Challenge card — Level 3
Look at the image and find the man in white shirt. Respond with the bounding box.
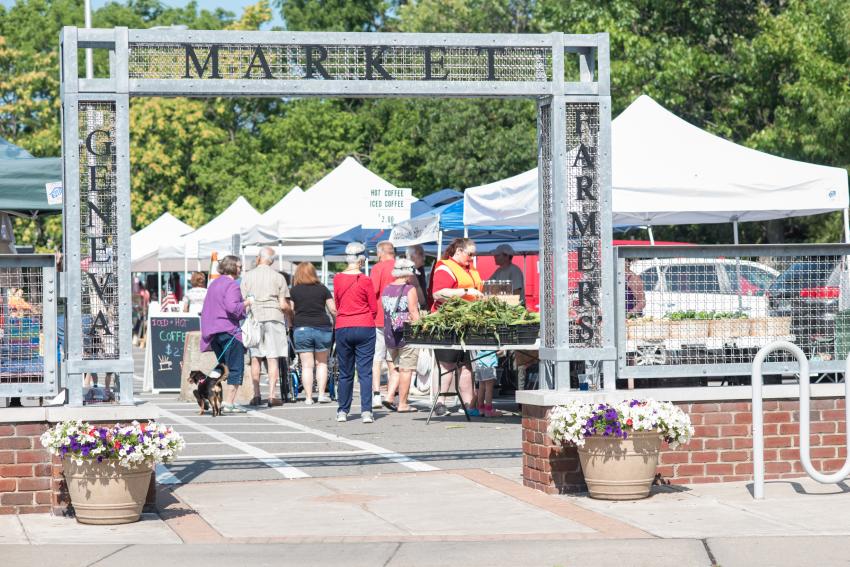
[488,244,524,301]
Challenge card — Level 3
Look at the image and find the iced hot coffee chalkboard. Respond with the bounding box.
[150,315,199,390]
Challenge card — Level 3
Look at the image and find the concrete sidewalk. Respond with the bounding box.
[3,470,850,566]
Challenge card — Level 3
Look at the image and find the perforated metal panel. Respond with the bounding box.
[128,43,552,82]
[566,103,602,348]
[78,101,119,360]
[538,102,555,349]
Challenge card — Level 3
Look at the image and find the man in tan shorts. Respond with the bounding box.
[241,247,292,406]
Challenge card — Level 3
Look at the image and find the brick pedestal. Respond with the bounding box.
[1,406,159,515]
[521,397,847,494]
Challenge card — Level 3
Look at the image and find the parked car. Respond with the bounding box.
[767,258,845,356]
[630,258,779,320]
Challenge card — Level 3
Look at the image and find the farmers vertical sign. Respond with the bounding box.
[567,104,602,348]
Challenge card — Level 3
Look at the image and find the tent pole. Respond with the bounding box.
[647,226,655,245]
[157,260,162,303]
[732,219,743,312]
[321,257,328,285]
[365,256,370,276]
[184,253,188,298]
[843,209,850,243]
[437,230,443,258]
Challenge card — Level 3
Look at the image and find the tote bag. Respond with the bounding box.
[241,308,262,349]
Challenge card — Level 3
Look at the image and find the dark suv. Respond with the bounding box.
[767,258,843,356]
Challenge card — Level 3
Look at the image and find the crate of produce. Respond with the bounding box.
[513,323,540,344]
[709,318,751,338]
[627,319,669,340]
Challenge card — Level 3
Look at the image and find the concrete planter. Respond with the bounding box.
[577,431,662,500]
[64,460,153,524]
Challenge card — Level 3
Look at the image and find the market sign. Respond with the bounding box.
[362,187,414,230]
[128,43,552,83]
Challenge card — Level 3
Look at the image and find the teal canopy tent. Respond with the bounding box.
[0,137,62,215]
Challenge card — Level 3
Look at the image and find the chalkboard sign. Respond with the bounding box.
[150,315,200,391]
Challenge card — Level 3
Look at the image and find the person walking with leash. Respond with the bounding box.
[200,255,253,414]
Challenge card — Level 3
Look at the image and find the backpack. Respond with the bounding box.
[383,284,411,349]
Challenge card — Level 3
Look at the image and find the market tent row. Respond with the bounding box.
[157,196,261,270]
[131,212,194,272]
[241,157,403,261]
[462,95,850,236]
[322,190,464,258]
[389,198,540,254]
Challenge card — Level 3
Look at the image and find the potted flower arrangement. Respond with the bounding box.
[41,420,184,524]
[547,399,693,500]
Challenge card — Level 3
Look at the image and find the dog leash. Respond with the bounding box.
[214,333,237,365]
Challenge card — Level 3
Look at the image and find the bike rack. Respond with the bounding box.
[751,341,850,499]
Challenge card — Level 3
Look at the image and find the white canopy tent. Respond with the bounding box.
[156,196,260,299]
[131,212,193,272]
[241,157,398,260]
[159,196,260,263]
[463,95,850,240]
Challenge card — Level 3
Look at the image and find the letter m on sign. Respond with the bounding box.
[183,44,222,79]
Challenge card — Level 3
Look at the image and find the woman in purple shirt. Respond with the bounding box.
[200,255,252,413]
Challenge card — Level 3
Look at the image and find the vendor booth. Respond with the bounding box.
[131,212,194,272]
[463,95,850,239]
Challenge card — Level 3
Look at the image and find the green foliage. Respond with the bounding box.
[665,310,748,321]
[1,0,849,253]
[410,297,539,343]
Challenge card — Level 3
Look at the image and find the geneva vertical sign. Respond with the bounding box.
[79,102,120,359]
[567,104,602,348]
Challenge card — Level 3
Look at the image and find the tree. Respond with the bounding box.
[274,0,392,31]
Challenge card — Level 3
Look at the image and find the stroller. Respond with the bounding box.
[279,333,338,403]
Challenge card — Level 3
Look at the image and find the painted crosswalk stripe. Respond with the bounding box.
[158,408,309,479]
[247,410,438,473]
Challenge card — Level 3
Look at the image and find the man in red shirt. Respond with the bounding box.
[370,240,396,409]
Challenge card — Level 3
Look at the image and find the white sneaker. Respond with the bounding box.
[317,395,331,403]
[304,397,314,405]
[372,392,382,409]
[362,411,374,424]
[336,411,347,422]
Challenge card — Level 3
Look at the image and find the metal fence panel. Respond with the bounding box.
[0,255,58,397]
[617,244,850,379]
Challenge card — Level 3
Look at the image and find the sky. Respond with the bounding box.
[0,0,286,28]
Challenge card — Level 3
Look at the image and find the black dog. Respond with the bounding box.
[188,364,228,417]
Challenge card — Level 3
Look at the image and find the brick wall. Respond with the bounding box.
[0,423,52,513]
[1,421,156,516]
[522,398,848,494]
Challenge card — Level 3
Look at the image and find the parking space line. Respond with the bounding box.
[175,450,370,460]
[179,430,313,435]
[186,441,328,445]
[247,410,439,473]
[158,408,309,479]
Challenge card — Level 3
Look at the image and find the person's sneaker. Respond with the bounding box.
[222,404,247,414]
[361,411,374,424]
[372,392,383,409]
[434,402,449,417]
[336,411,348,422]
[467,407,481,417]
[317,395,331,403]
[304,397,314,405]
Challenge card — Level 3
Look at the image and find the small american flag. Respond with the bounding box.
[160,292,179,312]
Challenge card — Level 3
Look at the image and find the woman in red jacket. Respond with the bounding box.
[333,242,378,424]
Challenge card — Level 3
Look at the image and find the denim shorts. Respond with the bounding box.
[293,326,333,353]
